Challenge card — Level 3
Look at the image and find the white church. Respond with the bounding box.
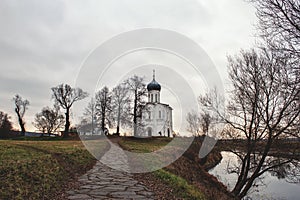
[141,71,173,137]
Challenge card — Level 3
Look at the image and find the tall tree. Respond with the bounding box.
[125,75,147,137]
[95,86,112,135]
[33,105,64,136]
[250,0,300,135]
[250,0,300,129]
[111,83,131,135]
[202,48,299,198]
[13,94,29,135]
[251,0,300,59]
[51,84,88,137]
[81,97,97,134]
[0,111,13,131]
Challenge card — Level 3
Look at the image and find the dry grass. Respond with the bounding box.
[0,140,99,199]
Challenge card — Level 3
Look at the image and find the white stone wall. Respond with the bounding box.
[142,103,173,137]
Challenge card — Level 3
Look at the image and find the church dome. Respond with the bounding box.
[147,79,161,91]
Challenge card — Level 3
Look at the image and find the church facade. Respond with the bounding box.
[141,71,173,137]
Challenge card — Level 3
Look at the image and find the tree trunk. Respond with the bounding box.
[64,108,70,138]
[116,126,120,136]
[116,106,121,136]
[133,90,138,137]
[16,112,25,136]
[101,111,106,135]
[238,137,273,198]
[231,136,273,198]
[20,121,25,135]
[232,138,252,196]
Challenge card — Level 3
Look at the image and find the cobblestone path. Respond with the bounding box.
[66,142,155,199]
[66,162,154,200]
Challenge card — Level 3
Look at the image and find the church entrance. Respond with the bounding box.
[147,127,152,137]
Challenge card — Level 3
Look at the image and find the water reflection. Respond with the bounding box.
[209,152,300,200]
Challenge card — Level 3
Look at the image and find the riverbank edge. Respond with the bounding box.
[119,137,235,200]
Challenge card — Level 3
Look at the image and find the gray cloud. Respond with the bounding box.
[0,0,257,131]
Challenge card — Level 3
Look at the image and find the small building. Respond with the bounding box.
[141,70,173,137]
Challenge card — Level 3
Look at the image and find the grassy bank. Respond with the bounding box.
[119,137,207,199]
[154,169,206,199]
[119,136,171,152]
[0,140,99,199]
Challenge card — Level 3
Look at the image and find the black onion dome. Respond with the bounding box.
[147,79,161,91]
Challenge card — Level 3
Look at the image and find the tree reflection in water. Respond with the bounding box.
[210,151,300,199]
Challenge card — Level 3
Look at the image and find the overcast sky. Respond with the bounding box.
[0,0,257,132]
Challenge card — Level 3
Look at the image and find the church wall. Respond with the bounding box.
[142,103,173,137]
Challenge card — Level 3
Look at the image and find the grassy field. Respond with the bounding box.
[119,136,172,152]
[119,137,207,200]
[0,139,99,199]
[0,136,224,199]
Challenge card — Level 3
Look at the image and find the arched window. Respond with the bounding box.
[159,110,161,118]
[155,94,158,102]
[151,94,153,102]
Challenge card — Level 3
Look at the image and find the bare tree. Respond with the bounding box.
[111,83,131,135]
[250,0,300,137]
[251,0,300,59]
[125,75,147,137]
[249,0,300,139]
[0,111,13,131]
[51,84,88,137]
[201,48,299,198]
[186,111,213,137]
[13,94,29,135]
[95,86,112,135]
[186,111,201,136]
[187,98,215,136]
[200,112,212,135]
[33,105,65,136]
[80,97,97,134]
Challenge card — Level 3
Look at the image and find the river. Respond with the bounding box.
[209,151,300,200]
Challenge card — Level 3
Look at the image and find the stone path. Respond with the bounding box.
[100,141,130,172]
[66,162,154,199]
[66,142,155,199]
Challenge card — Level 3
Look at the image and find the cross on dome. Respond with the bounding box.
[147,69,161,91]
